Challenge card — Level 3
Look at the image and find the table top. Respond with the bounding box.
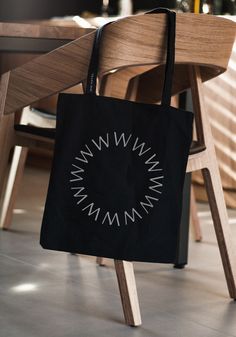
[0,20,94,39]
[0,16,118,53]
[0,20,95,53]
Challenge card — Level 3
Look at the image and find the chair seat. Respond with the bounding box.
[14,124,56,139]
[14,107,56,140]
[29,107,56,119]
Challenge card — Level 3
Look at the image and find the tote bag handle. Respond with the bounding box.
[86,8,176,107]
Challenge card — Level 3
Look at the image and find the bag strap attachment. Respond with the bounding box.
[145,8,176,106]
[86,8,176,107]
[85,22,110,95]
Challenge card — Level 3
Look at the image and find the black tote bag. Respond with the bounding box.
[40,8,193,263]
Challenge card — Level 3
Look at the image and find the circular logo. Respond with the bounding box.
[69,132,164,227]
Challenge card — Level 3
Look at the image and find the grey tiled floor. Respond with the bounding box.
[1,167,236,337]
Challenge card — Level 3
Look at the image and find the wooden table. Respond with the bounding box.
[0,21,94,74]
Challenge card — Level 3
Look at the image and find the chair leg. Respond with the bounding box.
[190,185,202,242]
[0,114,15,204]
[0,146,28,230]
[0,142,12,205]
[202,164,236,299]
[114,260,141,326]
[189,65,236,299]
[98,76,141,325]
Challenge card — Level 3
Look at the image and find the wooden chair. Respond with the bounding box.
[0,22,202,241]
[0,104,55,229]
[0,65,203,245]
[0,88,85,230]
[0,22,92,229]
[0,13,236,326]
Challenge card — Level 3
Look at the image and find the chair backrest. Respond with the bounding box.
[1,13,235,115]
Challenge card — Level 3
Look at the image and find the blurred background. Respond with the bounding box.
[0,0,235,21]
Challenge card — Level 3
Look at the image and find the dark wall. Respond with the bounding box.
[0,0,103,21]
[133,0,176,12]
[1,1,233,22]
